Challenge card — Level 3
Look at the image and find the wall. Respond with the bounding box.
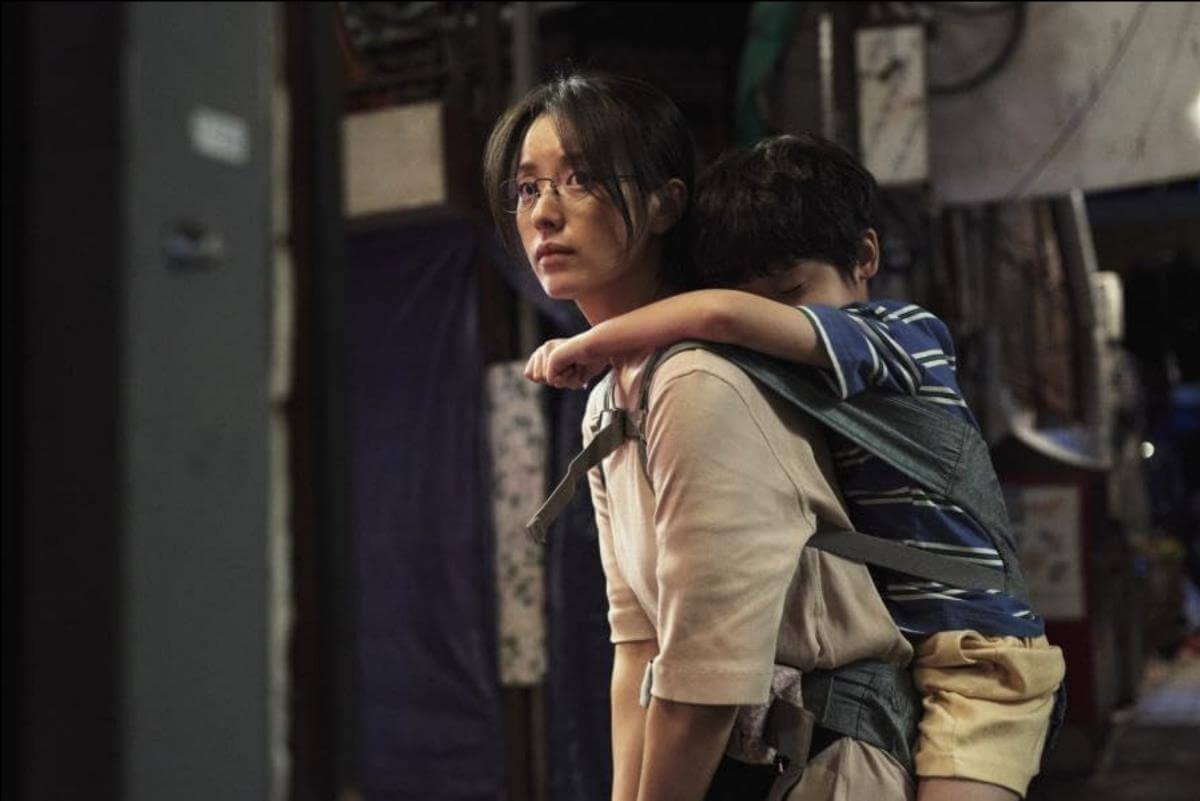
[929,2,1200,204]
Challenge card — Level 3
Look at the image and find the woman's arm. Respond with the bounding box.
[611,639,659,801]
[612,646,741,801]
[528,290,832,389]
[633,360,829,798]
[636,698,738,801]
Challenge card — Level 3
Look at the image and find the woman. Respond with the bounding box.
[483,71,914,801]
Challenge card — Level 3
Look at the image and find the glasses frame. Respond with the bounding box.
[499,174,638,215]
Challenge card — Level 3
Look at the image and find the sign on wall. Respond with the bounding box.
[857,24,929,187]
[1004,483,1087,620]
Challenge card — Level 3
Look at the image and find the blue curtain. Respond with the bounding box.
[348,221,503,800]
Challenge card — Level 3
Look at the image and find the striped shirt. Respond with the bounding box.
[799,300,1043,637]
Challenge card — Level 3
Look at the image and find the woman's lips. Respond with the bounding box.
[535,243,574,270]
[538,253,571,270]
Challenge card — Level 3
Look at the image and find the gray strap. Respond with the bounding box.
[524,419,1003,588]
[764,699,815,765]
[763,700,814,801]
[526,409,633,545]
[800,660,919,776]
[808,528,1004,592]
[766,762,805,801]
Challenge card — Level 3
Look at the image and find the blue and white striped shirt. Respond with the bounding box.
[799,299,1043,637]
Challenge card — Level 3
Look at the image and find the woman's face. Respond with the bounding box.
[515,114,658,322]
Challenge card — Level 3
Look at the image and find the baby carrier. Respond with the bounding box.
[526,341,1050,799]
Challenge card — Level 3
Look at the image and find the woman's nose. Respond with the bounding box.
[529,188,564,231]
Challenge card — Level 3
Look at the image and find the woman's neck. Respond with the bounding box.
[576,283,668,327]
[574,251,673,328]
[581,285,678,375]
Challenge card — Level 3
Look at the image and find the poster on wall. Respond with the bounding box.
[1003,484,1086,621]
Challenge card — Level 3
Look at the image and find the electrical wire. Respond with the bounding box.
[1006,1,1152,199]
[928,2,1027,96]
[1130,2,1196,162]
[929,2,1022,17]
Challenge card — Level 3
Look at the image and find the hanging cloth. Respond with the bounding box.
[486,361,549,686]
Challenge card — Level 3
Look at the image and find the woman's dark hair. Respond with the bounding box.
[483,70,695,285]
[688,133,879,288]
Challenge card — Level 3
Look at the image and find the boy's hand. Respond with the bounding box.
[524,339,565,386]
[524,336,606,390]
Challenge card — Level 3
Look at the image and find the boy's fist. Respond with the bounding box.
[523,336,605,390]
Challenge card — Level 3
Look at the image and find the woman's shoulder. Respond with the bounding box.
[648,346,760,399]
[646,346,813,434]
[582,368,616,438]
[642,346,834,483]
[581,350,757,436]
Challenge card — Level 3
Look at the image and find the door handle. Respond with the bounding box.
[163,220,225,270]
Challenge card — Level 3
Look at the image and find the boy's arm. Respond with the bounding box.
[684,289,833,368]
[540,289,831,387]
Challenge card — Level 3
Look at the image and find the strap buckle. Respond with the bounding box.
[597,407,624,432]
[598,407,644,441]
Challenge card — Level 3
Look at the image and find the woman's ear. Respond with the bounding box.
[854,229,880,284]
[648,178,688,234]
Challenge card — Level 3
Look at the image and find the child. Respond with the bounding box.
[525,134,1066,801]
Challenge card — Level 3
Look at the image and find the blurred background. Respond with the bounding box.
[3,2,1199,800]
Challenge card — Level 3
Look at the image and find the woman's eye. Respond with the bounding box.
[516,181,538,198]
[567,171,594,189]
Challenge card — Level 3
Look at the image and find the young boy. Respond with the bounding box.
[525,134,1066,800]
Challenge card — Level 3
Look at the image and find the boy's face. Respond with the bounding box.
[740,259,864,308]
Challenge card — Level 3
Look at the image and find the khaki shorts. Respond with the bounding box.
[788,738,913,801]
[913,631,1066,797]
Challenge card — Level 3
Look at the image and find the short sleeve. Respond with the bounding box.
[799,302,951,400]
[643,366,815,705]
[582,396,656,645]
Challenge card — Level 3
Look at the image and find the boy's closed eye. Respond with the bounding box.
[774,282,811,305]
[742,259,865,309]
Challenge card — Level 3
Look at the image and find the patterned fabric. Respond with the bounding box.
[727,666,805,765]
[486,361,549,686]
[801,300,1042,637]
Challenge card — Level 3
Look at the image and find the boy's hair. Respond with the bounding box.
[483,69,696,286]
[688,133,879,288]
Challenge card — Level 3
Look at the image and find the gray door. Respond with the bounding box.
[121,4,277,800]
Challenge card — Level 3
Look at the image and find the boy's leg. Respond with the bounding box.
[918,778,1018,801]
[912,631,1066,798]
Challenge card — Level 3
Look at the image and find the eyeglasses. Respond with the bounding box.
[500,173,635,215]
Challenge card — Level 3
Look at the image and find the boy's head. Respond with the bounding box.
[688,133,880,306]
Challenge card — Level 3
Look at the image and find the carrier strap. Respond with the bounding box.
[763,659,919,798]
[526,407,637,545]
[808,528,1003,592]
[525,400,1004,591]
